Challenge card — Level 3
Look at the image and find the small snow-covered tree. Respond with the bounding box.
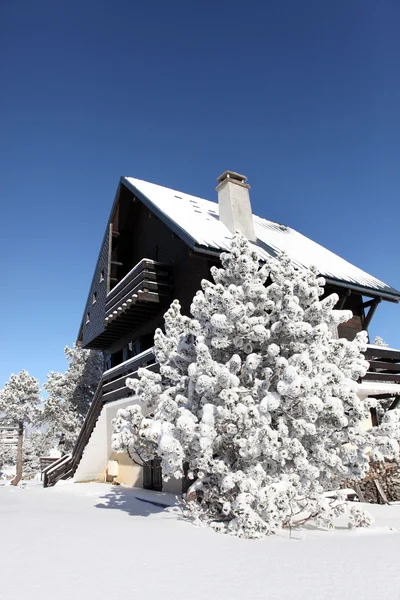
[373,336,389,348]
[42,345,102,451]
[0,370,41,486]
[22,431,52,478]
[112,234,399,537]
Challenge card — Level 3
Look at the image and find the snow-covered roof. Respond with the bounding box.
[123,177,400,301]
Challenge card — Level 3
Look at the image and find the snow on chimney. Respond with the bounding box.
[216,171,256,242]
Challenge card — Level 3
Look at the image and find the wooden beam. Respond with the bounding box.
[363,372,400,383]
[362,298,376,309]
[363,297,382,330]
[389,396,400,411]
[370,407,380,427]
[368,361,400,373]
[374,479,389,504]
[337,289,351,310]
[364,346,400,361]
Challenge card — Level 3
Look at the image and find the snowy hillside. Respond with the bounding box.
[1,481,399,600]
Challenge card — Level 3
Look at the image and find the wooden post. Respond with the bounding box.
[363,297,382,331]
[11,421,24,486]
[373,479,389,504]
[354,483,365,503]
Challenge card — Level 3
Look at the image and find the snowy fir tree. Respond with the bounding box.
[42,345,102,451]
[63,345,103,418]
[42,370,84,452]
[22,431,53,478]
[0,370,41,485]
[112,234,400,538]
[373,336,389,348]
[0,429,55,480]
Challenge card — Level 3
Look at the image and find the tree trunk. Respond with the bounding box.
[11,421,24,486]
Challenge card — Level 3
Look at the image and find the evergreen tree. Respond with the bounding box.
[0,430,56,480]
[112,234,400,537]
[0,370,41,486]
[22,431,53,478]
[63,345,103,418]
[373,336,389,348]
[42,345,102,451]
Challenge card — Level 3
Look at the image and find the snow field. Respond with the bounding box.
[1,481,399,600]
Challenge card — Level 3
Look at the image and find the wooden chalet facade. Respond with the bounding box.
[44,171,400,488]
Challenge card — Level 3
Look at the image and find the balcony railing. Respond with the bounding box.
[105,258,172,324]
[362,345,400,386]
[102,348,158,404]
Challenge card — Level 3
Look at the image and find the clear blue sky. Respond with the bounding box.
[1,1,399,388]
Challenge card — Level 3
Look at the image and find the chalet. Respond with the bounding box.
[43,171,400,489]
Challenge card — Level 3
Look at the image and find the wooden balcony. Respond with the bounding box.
[362,345,400,386]
[95,259,172,347]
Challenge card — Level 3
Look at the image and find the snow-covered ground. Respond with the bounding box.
[1,481,400,600]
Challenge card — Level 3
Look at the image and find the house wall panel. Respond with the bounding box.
[81,227,110,348]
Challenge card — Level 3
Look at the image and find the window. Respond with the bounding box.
[92,292,97,304]
[86,312,90,324]
[99,270,105,282]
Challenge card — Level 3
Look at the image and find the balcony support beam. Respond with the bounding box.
[363,297,381,331]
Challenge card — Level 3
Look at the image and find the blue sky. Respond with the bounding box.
[0,1,399,387]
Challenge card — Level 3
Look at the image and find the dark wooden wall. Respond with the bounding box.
[81,184,212,355]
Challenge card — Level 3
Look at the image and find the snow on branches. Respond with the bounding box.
[0,370,41,485]
[0,370,41,426]
[112,233,399,537]
[42,345,102,451]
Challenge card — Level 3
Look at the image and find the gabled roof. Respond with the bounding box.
[122,177,400,302]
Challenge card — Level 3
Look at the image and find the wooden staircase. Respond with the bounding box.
[43,349,157,487]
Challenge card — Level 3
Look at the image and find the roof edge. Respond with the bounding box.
[192,245,400,302]
[324,277,400,303]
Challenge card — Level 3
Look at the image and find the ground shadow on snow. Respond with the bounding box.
[94,485,179,518]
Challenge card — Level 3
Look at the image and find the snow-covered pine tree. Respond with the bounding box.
[112,234,399,537]
[373,336,389,348]
[62,345,103,418]
[0,429,56,480]
[42,371,84,452]
[0,370,41,486]
[22,431,53,479]
[42,345,102,451]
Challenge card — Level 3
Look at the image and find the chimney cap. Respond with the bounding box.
[216,170,249,186]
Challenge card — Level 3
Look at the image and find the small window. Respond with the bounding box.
[99,270,104,282]
[86,312,90,324]
[92,292,97,304]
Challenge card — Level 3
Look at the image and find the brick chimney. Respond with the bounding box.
[216,170,256,242]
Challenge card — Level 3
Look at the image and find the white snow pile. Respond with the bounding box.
[0,481,399,600]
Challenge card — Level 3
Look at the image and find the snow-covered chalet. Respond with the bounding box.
[43,171,400,490]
